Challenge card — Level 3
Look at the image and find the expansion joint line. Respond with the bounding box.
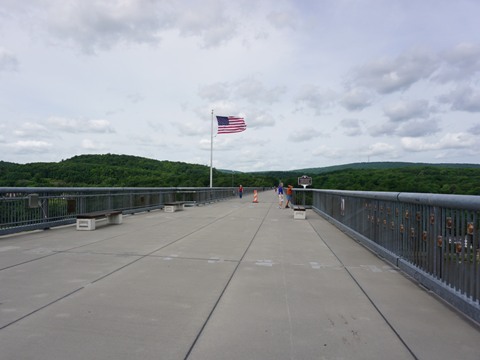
[183,201,274,360]
[0,232,127,272]
[91,205,245,284]
[0,206,244,331]
[308,220,419,360]
[0,288,84,331]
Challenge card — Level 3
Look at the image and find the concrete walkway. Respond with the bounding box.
[0,191,479,360]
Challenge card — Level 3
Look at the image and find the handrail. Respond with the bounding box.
[3,186,478,323]
[293,188,480,324]
[0,187,256,236]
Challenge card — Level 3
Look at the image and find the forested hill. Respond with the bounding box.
[1,154,480,195]
[296,161,480,174]
[0,154,273,188]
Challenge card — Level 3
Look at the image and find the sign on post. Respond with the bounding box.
[298,175,312,188]
[297,175,312,207]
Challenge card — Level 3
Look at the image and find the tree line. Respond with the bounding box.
[0,154,274,188]
[1,154,479,195]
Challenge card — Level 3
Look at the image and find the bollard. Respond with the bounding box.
[253,190,258,203]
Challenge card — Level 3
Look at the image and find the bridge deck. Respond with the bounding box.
[0,192,479,360]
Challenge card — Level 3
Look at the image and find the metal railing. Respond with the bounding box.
[294,189,480,323]
[2,186,478,322]
[0,187,252,236]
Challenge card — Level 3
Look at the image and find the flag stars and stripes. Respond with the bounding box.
[216,116,247,134]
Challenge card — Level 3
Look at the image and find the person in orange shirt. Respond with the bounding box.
[285,184,293,208]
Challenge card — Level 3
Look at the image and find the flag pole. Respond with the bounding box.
[210,109,213,188]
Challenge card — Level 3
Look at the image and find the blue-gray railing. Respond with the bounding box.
[294,189,480,323]
[0,187,252,236]
[2,186,478,322]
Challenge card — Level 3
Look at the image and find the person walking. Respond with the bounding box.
[238,185,243,199]
[285,184,293,208]
[277,182,284,208]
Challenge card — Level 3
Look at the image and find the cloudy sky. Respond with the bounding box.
[1,0,479,171]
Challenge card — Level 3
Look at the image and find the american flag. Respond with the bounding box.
[216,116,247,134]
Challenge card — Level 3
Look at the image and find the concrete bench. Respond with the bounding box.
[76,210,123,231]
[164,201,185,213]
[292,205,306,220]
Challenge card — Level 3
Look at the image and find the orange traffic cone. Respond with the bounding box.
[253,190,258,203]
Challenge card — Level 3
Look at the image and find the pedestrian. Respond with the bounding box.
[285,184,293,208]
[238,184,243,199]
[277,182,284,208]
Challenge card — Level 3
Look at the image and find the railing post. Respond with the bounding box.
[309,188,480,324]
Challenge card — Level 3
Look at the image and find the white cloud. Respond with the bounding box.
[174,121,205,136]
[401,132,475,152]
[395,118,441,137]
[438,85,480,112]
[368,121,397,137]
[311,145,344,159]
[81,139,106,151]
[295,85,337,115]
[288,127,323,142]
[339,119,363,136]
[175,0,238,48]
[235,78,286,105]
[45,0,167,54]
[266,10,298,30]
[199,138,211,151]
[0,48,19,72]
[369,116,440,138]
[47,117,115,133]
[198,78,286,105]
[340,88,373,111]
[383,99,430,122]
[88,119,115,132]
[364,142,396,157]
[434,43,480,83]
[198,82,230,101]
[7,140,52,154]
[350,48,438,94]
[245,111,276,129]
[126,92,145,103]
[201,135,244,152]
[469,124,480,135]
[1,1,480,168]
[13,122,49,137]
[147,121,164,132]
[129,133,169,149]
[215,136,239,151]
[32,0,256,53]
